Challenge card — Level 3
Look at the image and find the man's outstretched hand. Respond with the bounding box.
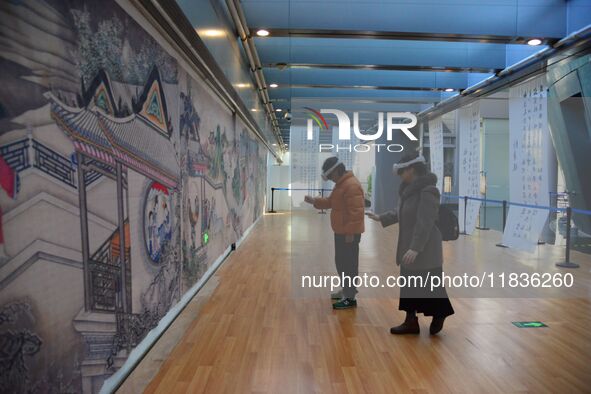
[304,195,315,204]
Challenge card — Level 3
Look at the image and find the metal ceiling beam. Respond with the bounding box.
[277,84,458,92]
[225,0,286,151]
[263,63,501,74]
[250,28,559,45]
[287,98,436,104]
[277,100,436,114]
[255,38,509,71]
[268,88,445,102]
[263,67,487,93]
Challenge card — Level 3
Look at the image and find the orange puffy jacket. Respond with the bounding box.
[313,171,365,235]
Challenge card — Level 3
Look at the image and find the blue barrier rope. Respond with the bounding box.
[572,207,591,216]
[271,189,591,217]
[442,194,504,205]
[467,196,505,205]
[273,188,332,191]
[437,193,587,267]
[441,194,591,215]
[508,201,565,213]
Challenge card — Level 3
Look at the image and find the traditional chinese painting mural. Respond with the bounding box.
[177,78,266,291]
[0,1,267,392]
[144,182,174,263]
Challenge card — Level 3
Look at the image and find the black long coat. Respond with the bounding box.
[379,173,443,270]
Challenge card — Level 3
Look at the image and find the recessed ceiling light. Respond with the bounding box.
[251,108,258,112]
[236,83,249,88]
[527,38,542,46]
[275,108,282,112]
[272,143,277,146]
[256,29,270,37]
[198,29,225,37]
[444,88,454,92]
[269,83,278,88]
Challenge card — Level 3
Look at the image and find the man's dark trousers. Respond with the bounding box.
[334,233,361,299]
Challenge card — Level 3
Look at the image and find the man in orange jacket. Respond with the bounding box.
[304,157,365,309]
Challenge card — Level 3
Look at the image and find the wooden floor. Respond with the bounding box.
[143,211,591,393]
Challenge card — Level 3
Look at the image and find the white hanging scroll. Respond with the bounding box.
[458,102,481,234]
[502,76,550,252]
[428,117,444,193]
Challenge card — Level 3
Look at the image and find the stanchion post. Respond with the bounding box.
[269,187,276,213]
[477,171,490,230]
[476,197,490,231]
[502,200,507,230]
[461,196,468,235]
[556,207,579,268]
[496,200,508,247]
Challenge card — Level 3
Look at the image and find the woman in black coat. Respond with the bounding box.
[368,152,454,335]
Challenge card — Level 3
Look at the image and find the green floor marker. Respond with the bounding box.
[512,321,547,328]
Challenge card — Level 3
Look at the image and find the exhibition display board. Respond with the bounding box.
[428,117,444,194]
[458,102,482,234]
[502,76,550,252]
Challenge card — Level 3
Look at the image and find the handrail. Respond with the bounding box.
[91,218,130,263]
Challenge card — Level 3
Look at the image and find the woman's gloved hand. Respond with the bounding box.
[402,249,419,265]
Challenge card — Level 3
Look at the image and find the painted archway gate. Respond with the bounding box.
[0,1,267,392]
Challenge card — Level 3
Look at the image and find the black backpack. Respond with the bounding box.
[437,205,459,241]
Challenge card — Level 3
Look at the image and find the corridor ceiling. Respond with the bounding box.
[237,0,591,147]
[176,0,591,151]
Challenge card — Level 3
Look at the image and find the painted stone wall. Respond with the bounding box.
[0,1,267,392]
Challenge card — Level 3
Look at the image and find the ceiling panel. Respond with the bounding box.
[242,0,566,38]
[255,37,509,70]
[262,68,472,89]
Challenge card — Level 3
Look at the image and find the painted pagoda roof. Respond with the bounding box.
[48,98,116,165]
[99,112,179,180]
[133,66,172,137]
[82,69,118,116]
[46,92,179,189]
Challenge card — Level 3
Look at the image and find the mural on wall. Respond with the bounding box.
[178,78,266,291]
[144,182,174,263]
[0,0,267,392]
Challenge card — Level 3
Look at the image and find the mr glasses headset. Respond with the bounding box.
[321,155,425,180]
[321,160,343,181]
[392,155,426,175]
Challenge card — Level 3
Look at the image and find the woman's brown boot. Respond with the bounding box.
[430,317,446,335]
[390,315,420,335]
